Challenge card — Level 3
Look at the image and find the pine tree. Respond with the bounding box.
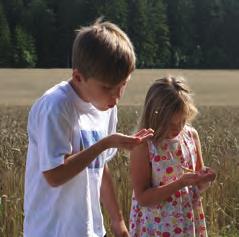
[149,0,171,67]
[193,0,226,68]
[13,25,37,67]
[128,0,154,68]
[94,0,128,31]
[0,2,11,66]
[165,0,197,68]
[24,0,57,67]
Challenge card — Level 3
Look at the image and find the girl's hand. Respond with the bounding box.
[179,172,202,187]
[180,166,216,187]
[196,166,216,192]
[104,129,154,150]
[111,219,130,237]
[198,166,216,182]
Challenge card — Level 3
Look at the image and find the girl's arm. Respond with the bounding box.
[130,141,202,207]
[100,164,129,237]
[192,128,204,171]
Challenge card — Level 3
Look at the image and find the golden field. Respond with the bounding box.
[0,69,239,236]
[0,69,239,106]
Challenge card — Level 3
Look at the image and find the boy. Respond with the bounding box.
[24,19,153,237]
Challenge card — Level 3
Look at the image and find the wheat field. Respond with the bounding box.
[0,69,239,106]
[0,69,239,236]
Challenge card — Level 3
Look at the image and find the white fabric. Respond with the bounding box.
[24,81,117,237]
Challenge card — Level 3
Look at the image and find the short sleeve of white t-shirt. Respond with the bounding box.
[32,97,73,172]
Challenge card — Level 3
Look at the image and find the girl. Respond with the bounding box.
[129,76,216,237]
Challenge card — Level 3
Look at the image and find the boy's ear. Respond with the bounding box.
[72,69,86,82]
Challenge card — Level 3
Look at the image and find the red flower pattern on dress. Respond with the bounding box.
[187,212,193,219]
[175,191,181,198]
[176,149,182,156]
[167,196,173,202]
[162,232,171,237]
[154,217,161,223]
[174,227,182,234]
[154,155,161,162]
[129,126,208,237]
[166,166,173,174]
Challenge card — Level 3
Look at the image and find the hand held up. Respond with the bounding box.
[104,128,154,151]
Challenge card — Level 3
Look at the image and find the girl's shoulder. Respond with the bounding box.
[184,124,198,137]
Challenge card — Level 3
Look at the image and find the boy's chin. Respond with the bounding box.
[94,103,115,111]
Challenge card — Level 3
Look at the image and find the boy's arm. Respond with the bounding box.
[43,130,153,187]
[43,138,108,187]
[100,164,129,237]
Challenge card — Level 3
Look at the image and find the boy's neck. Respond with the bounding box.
[69,79,89,102]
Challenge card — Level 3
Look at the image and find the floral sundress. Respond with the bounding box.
[129,125,207,237]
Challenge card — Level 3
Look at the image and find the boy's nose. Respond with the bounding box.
[110,98,119,105]
[112,87,123,99]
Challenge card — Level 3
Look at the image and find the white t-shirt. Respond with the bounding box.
[24,81,117,237]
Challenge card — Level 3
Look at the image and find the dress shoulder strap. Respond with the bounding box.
[147,140,157,162]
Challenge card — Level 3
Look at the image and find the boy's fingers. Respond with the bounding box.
[139,133,154,141]
[134,128,154,139]
[122,136,141,143]
[117,129,154,147]
[134,129,148,137]
[137,130,154,141]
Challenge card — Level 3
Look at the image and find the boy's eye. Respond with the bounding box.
[102,86,113,90]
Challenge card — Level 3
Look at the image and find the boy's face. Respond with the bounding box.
[77,73,131,111]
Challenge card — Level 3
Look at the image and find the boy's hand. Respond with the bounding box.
[133,128,154,141]
[111,219,130,237]
[105,128,154,150]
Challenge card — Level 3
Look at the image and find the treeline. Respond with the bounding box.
[1,0,239,69]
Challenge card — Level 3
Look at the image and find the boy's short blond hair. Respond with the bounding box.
[72,19,136,85]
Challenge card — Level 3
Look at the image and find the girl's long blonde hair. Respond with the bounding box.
[139,76,198,143]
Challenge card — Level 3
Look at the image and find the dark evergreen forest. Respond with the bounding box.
[1,0,239,69]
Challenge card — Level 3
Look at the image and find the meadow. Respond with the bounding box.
[0,69,239,236]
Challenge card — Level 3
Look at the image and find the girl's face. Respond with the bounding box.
[166,112,186,139]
